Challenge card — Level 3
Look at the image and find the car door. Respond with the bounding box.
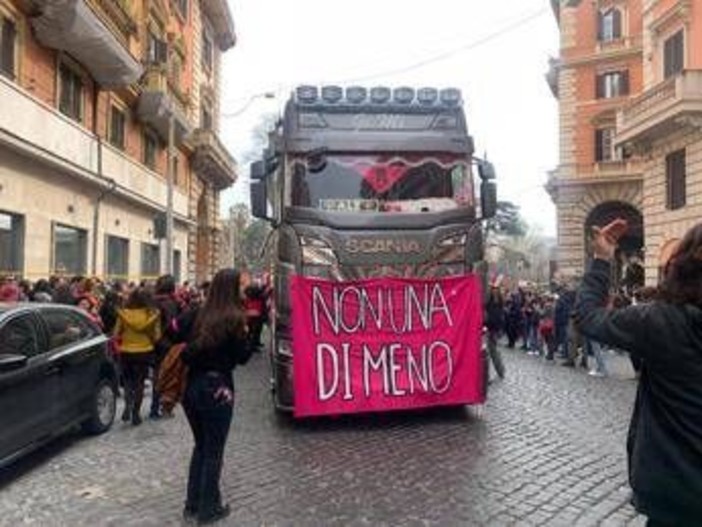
[0,312,59,463]
[40,309,107,424]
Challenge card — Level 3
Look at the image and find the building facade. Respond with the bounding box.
[547,0,646,287]
[616,0,702,284]
[0,0,236,284]
[549,0,702,286]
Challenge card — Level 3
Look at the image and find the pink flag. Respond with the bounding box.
[291,275,485,417]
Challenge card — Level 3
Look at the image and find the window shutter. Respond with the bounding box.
[596,12,604,41]
[1,18,17,79]
[612,9,622,39]
[621,70,630,95]
[674,31,684,75]
[595,74,604,98]
[595,129,604,162]
[666,149,686,209]
[156,39,168,64]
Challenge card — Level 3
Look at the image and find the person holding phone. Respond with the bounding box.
[575,219,702,526]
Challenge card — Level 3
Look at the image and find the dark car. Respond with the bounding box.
[0,303,118,468]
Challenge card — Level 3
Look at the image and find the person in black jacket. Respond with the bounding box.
[150,274,181,419]
[575,219,702,526]
[171,268,252,525]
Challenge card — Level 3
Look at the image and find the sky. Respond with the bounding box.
[219,0,560,236]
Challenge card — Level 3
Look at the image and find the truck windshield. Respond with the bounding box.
[290,154,473,213]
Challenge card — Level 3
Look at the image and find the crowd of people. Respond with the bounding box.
[0,272,271,421]
[485,279,655,378]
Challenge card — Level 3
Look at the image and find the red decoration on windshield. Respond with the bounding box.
[360,164,409,194]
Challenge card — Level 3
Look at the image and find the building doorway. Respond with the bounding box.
[585,201,644,293]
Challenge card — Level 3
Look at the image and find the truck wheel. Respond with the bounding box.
[81,378,117,435]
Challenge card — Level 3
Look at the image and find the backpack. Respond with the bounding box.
[155,343,188,413]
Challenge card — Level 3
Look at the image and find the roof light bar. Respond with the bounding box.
[393,87,415,105]
[321,85,343,103]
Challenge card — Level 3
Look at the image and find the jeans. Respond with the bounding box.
[586,339,607,374]
[555,324,569,359]
[182,372,234,517]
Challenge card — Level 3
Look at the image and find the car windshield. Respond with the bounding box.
[290,154,474,213]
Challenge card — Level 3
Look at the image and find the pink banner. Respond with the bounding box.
[291,275,485,417]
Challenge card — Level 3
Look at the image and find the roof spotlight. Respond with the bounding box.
[417,87,438,105]
[370,86,391,104]
[321,85,343,103]
[439,88,462,106]
[296,85,319,103]
[346,86,368,104]
[393,87,415,104]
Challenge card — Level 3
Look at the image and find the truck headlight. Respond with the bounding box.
[300,236,338,267]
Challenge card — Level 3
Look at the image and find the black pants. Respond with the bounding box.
[121,353,152,418]
[182,372,233,517]
[249,316,264,348]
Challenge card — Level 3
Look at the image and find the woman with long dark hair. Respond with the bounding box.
[575,219,702,525]
[171,269,252,524]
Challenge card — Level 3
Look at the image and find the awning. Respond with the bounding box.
[31,0,142,88]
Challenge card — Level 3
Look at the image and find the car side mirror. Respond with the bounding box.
[480,180,497,220]
[0,353,28,373]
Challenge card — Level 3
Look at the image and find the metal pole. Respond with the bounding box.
[165,112,175,275]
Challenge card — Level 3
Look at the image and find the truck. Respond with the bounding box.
[250,85,497,414]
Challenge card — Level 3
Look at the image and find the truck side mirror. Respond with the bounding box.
[250,179,268,220]
[250,160,266,181]
[478,160,496,181]
[481,180,497,220]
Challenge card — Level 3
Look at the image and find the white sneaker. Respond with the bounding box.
[588,370,606,377]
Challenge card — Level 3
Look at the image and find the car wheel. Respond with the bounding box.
[81,378,117,435]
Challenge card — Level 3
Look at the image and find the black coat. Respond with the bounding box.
[575,259,702,523]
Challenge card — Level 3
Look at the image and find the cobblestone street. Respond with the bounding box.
[0,347,647,526]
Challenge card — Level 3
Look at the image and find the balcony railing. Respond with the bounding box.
[138,66,192,147]
[617,70,702,147]
[0,75,187,218]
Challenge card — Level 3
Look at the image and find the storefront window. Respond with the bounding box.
[0,211,23,275]
[106,235,129,280]
[141,243,160,279]
[53,224,87,275]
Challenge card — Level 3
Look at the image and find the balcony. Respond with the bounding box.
[86,0,137,45]
[30,0,142,88]
[616,70,702,149]
[190,128,237,190]
[0,75,188,219]
[201,0,237,50]
[102,144,189,217]
[137,66,192,147]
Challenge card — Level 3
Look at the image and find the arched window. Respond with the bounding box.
[598,8,622,42]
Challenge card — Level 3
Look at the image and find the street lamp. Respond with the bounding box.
[221,92,276,119]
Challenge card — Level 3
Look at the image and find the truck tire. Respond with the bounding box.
[81,378,117,435]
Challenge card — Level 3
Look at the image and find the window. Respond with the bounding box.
[201,105,213,130]
[146,31,168,64]
[169,52,183,90]
[173,249,182,284]
[41,310,90,350]
[0,315,40,357]
[173,156,180,186]
[202,31,213,71]
[594,128,620,162]
[0,16,17,80]
[143,130,159,170]
[666,149,686,210]
[58,62,83,121]
[109,106,126,150]
[596,71,629,99]
[141,243,160,278]
[0,211,23,275]
[106,235,129,280]
[598,8,622,42]
[664,30,684,79]
[53,224,87,275]
[173,0,188,19]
